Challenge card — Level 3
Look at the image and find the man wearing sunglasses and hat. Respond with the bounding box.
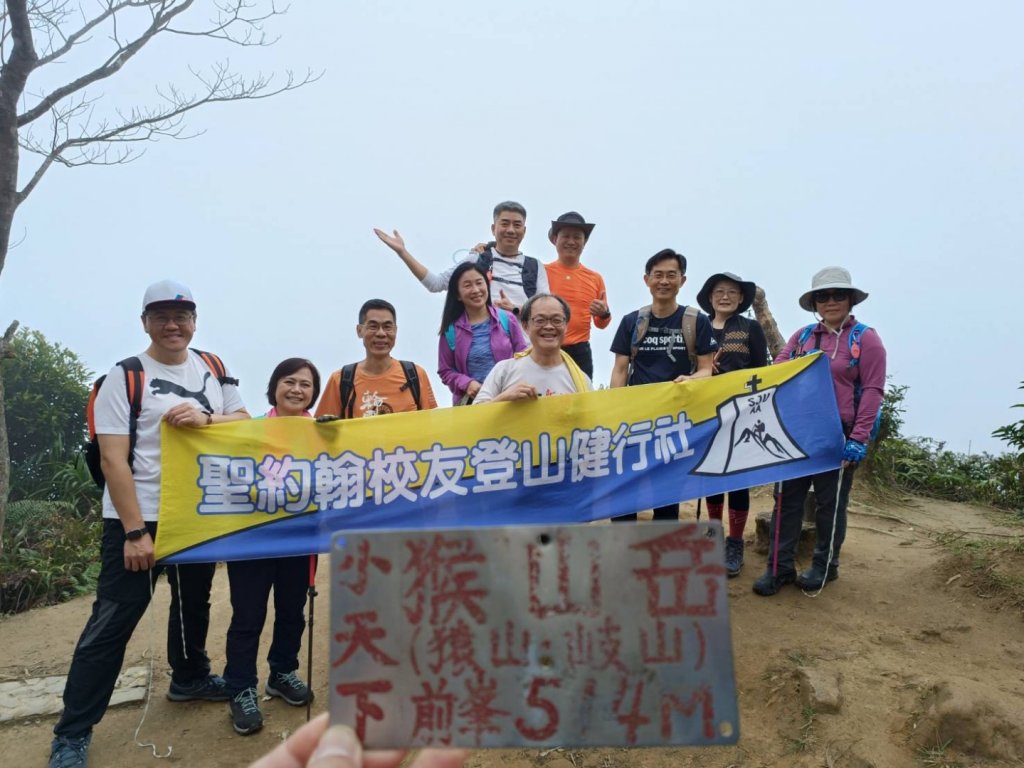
[543,211,611,379]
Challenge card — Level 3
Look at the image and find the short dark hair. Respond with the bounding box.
[358,299,396,324]
[493,200,527,221]
[266,357,322,409]
[520,292,571,326]
[645,248,687,275]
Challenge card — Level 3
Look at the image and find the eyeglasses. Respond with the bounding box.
[146,311,194,326]
[711,289,741,298]
[648,270,682,281]
[362,321,396,334]
[813,290,850,304]
[530,315,566,328]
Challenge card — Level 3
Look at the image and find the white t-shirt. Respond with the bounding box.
[473,355,586,404]
[93,350,246,521]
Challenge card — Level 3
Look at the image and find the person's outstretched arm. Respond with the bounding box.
[374,228,457,292]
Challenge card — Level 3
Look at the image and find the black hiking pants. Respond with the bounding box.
[222,555,310,694]
[765,465,857,576]
[54,519,216,739]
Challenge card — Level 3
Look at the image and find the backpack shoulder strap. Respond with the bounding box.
[445,323,457,351]
[399,360,422,410]
[190,348,239,386]
[682,305,699,372]
[847,322,869,367]
[476,247,494,273]
[791,324,817,358]
[629,306,653,364]
[117,356,145,467]
[497,308,511,338]
[340,363,358,418]
[522,256,539,297]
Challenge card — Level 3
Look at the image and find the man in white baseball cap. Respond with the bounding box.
[51,280,249,768]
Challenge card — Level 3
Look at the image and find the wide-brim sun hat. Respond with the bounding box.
[696,272,756,315]
[798,266,868,311]
[548,211,596,244]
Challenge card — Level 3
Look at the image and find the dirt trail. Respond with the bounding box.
[2,492,1022,767]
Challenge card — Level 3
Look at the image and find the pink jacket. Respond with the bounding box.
[437,306,528,404]
[775,315,886,444]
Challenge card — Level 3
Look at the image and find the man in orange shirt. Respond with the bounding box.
[316,299,437,419]
[544,212,611,378]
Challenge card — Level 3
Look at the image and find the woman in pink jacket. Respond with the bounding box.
[438,262,528,405]
[754,267,886,597]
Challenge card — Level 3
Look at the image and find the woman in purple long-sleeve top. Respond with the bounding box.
[438,261,528,405]
[754,266,887,597]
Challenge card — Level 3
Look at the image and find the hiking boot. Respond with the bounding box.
[796,564,839,591]
[266,670,313,707]
[49,733,91,768]
[724,537,745,577]
[752,569,796,596]
[229,687,264,735]
[167,673,230,702]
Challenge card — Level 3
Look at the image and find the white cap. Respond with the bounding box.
[142,280,196,311]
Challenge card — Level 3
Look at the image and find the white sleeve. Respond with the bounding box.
[472,360,509,405]
[93,365,131,435]
[535,259,550,294]
[420,253,475,293]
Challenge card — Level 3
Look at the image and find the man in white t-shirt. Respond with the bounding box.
[50,281,249,768]
[474,293,591,404]
[374,200,550,315]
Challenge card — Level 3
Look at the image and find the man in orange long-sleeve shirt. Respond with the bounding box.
[544,211,611,378]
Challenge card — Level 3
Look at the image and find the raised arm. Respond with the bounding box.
[374,228,457,293]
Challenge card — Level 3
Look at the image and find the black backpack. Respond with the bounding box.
[84,349,236,490]
[476,244,540,298]
[339,361,422,418]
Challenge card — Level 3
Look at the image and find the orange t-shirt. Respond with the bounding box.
[544,261,611,345]
[315,359,437,419]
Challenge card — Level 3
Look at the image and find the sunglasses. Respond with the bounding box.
[813,289,850,304]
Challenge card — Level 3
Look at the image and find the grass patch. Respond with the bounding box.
[934,531,1024,611]
[916,737,963,768]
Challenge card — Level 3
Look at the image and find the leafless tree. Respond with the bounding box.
[0,0,317,540]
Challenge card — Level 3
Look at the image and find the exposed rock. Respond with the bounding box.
[796,665,842,714]
[0,666,148,722]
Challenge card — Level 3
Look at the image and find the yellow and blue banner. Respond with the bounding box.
[156,354,843,564]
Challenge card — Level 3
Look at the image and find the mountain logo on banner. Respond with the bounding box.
[693,373,806,475]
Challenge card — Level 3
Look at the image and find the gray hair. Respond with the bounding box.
[520,293,571,326]
[492,200,527,221]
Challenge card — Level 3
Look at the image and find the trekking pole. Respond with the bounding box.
[696,498,702,521]
[305,554,318,722]
[771,481,783,577]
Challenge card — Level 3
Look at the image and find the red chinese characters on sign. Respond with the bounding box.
[331,524,734,747]
[403,533,489,626]
[630,526,724,617]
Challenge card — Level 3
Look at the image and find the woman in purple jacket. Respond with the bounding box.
[753,267,886,597]
[438,261,528,405]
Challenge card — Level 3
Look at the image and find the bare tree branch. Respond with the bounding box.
[35,1,135,68]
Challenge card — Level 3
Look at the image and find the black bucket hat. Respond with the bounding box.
[696,272,756,315]
[548,211,596,244]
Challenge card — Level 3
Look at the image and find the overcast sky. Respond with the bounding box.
[2,0,1021,454]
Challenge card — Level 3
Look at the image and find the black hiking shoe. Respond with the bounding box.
[229,687,264,735]
[796,564,839,591]
[49,733,91,768]
[724,537,745,577]
[167,673,230,702]
[752,569,796,596]
[266,670,313,707]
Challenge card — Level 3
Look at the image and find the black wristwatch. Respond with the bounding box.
[125,526,149,542]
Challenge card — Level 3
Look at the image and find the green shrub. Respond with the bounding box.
[0,500,102,615]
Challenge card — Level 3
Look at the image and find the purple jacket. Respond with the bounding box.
[438,306,528,404]
[775,315,887,444]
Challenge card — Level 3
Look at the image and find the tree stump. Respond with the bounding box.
[753,491,817,557]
